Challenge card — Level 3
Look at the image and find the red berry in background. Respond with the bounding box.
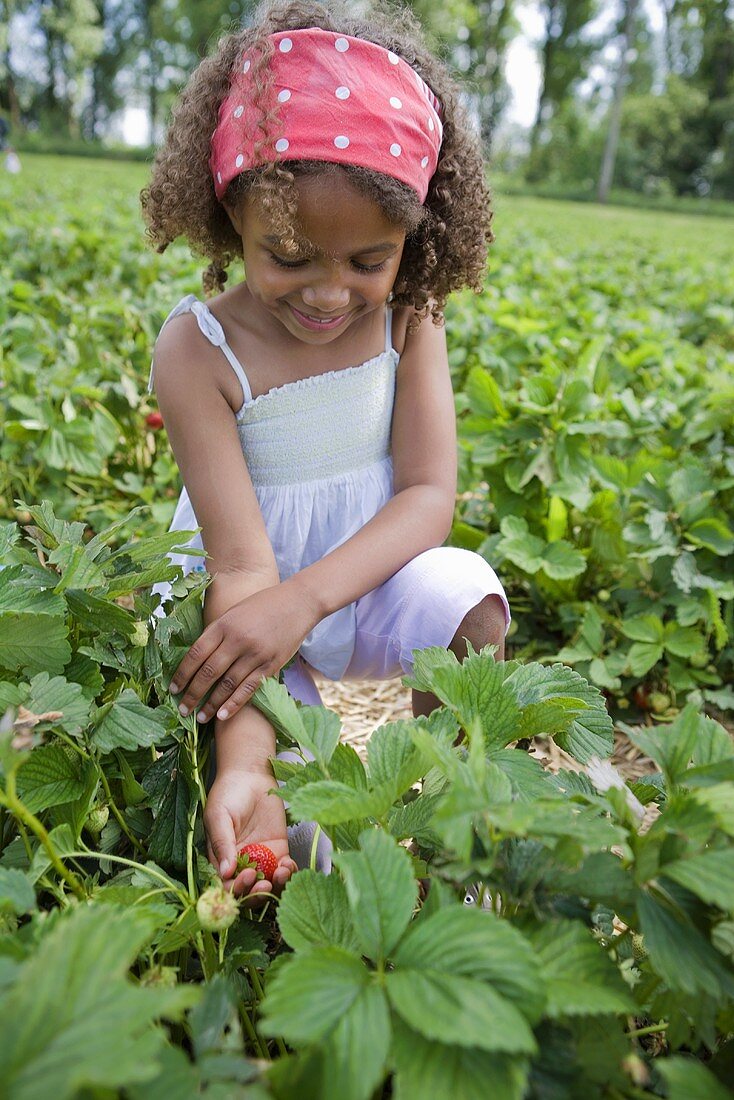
[145,411,164,430]
[236,843,278,881]
[633,684,650,710]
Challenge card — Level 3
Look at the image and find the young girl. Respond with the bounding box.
[142,0,510,900]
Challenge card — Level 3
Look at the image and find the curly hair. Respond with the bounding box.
[140,0,494,323]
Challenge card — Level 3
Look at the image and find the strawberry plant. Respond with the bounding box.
[1,503,733,1098]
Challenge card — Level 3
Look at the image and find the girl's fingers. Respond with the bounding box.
[196,663,270,724]
[172,642,236,717]
[168,625,223,702]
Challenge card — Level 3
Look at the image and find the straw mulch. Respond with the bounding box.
[314,674,659,781]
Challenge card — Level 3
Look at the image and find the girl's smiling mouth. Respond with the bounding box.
[287,303,353,331]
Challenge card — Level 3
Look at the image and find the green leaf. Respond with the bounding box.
[319,983,391,1100]
[259,946,370,1044]
[663,849,734,911]
[0,868,37,915]
[540,540,586,580]
[391,1017,528,1100]
[664,623,705,659]
[626,704,701,786]
[627,642,665,676]
[333,830,417,962]
[656,1056,734,1100]
[285,780,383,826]
[406,647,521,747]
[530,921,634,1017]
[505,663,613,763]
[0,607,70,677]
[637,889,734,997]
[686,518,734,557]
[386,968,536,1054]
[0,904,198,1098]
[465,366,506,418]
[148,755,195,868]
[299,705,342,768]
[367,720,429,800]
[251,676,306,745]
[93,689,168,753]
[393,906,545,1024]
[16,744,86,813]
[277,870,360,954]
[621,614,665,643]
[20,673,90,737]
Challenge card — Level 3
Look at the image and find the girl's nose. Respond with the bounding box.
[301,274,351,312]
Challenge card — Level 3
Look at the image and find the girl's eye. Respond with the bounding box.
[270,253,309,269]
[353,260,387,273]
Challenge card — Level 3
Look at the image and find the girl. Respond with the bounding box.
[142,0,510,900]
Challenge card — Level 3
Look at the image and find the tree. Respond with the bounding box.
[597,0,639,202]
[526,0,601,176]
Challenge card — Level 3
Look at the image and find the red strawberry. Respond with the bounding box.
[236,843,278,881]
[145,411,164,430]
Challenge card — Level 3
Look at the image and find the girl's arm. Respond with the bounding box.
[170,311,457,723]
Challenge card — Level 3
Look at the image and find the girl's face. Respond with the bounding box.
[226,173,406,344]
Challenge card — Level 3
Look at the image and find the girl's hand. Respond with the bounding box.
[169,581,318,723]
[204,766,298,901]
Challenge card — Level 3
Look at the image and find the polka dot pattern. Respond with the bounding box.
[211,28,443,203]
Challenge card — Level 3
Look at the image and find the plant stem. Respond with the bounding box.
[98,768,148,858]
[248,965,287,1057]
[65,850,190,905]
[0,778,86,900]
[239,999,268,1058]
[626,1022,667,1039]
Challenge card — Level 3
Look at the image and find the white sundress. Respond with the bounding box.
[149,294,510,686]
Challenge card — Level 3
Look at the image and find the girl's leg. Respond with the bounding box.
[411,593,508,719]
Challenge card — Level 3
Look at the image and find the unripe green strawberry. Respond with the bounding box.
[196,884,238,931]
[140,964,178,988]
[85,805,109,837]
[631,933,646,961]
[650,692,671,714]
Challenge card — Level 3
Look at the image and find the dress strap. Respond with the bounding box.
[385,307,394,354]
[148,294,253,405]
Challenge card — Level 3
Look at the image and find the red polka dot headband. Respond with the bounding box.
[210,28,443,203]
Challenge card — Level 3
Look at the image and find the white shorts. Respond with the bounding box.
[283,546,510,704]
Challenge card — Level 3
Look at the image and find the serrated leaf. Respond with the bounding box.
[319,982,391,1100]
[277,870,360,954]
[147,760,195,869]
[251,676,306,744]
[627,641,665,676]
[391,1017,528,1100]
[20,673,90,736]
[333,830,417,962]
[407,647,521,747]
[0,611,71,677]
[386,968,536,1054]
[541,540,586,580]
[0,905,198,1097]
[286,780,383,825]
[393,906,544,1024]
[93,689,168,752]
[626,704,701,786]
[16,744,86,813]
[530,921,634,1017]
[636,889,734,997]
[367,720,428,799]
[656,1057,733,1100]
[0,868,37,915]
[621,614,665,643]
[259,946,370,1044]
[663,850,734,911]
[505,663,613,763]
[686,518,734,557]
[299,705,341,768]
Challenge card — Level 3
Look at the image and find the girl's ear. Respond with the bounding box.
[222,200,244,235]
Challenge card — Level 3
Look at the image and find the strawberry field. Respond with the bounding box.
[0,155,733,1098]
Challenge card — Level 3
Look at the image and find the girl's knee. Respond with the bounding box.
[450,594,508,659]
